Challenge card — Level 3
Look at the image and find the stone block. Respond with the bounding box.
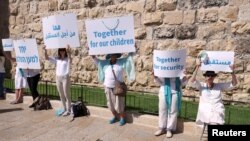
[239,4,250,21]
[48,0,58,11]
[126,1,144,13]
[136,71,148,86]
[183,10,196,24]
[229,0,250,6]
[16,15,25,24]
[197,8,218,23]
[157,0,177,11]
[19,3,29,15]
[139,40,155,56]
[38,1,49,13]
[9,16,16,25]
[143,12,163,25]
[203,0,229,8]
[157,39,179,50]
[177,0,203,10]
[89,7,104,18]
[163,11,183,25]
[179,40,206,56]
[176,24,197,40]
[196,22,227,40]
[219,6,238,22]
[29,1,38,14]
[28,23,42,32]
[153,26,175,39]
[135,28,147,39]
[232,21,250,34]
[144,0,156,12]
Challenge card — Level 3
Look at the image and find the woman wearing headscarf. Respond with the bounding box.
[92,53,135,126]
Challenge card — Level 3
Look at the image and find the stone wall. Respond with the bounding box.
[3,0,250,102]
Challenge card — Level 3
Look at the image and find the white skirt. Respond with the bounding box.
[15,76,28,89]
[196,102,225,125]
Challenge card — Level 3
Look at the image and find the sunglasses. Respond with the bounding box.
[205,75,216,77]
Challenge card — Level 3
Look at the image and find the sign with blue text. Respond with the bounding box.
[42,13,80,49]
[200,51,234,72]
[2,39,14,51]
[153,49,187,78]
[13,39,40,69]
[86,15,135,55]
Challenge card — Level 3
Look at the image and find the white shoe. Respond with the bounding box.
[62,112,70,117]
[166,131,173,138]
[154,129,166,136]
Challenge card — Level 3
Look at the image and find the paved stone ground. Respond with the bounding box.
[0,101,199,141]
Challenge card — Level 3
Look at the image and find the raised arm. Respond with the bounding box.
[66,45,71,63]
[4,52,16,62]
[230,65,237,86]
[190,58,201,83]
[43,46,49,60]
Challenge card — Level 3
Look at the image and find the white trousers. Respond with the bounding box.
[158,92,178,131]
[56,75,71,113]
[105,87,125,114]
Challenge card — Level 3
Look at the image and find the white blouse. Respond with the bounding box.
[193,81,233,125]
[49,57,70,76]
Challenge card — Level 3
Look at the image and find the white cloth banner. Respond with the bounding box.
[153,49,187,78]
[14,39,41,69]
[42,13,80,49]
[2,39,14,51]
[201,51,234,72]
[86,15,136,55]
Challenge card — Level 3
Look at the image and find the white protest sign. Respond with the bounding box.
[153,49,187,78]
[42,13,80,49]
[86,15,135,55]
[2,39,14,51]
[201,51,234,72]
[13,39,40,69]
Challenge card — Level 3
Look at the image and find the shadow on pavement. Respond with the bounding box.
[0,108,23,114]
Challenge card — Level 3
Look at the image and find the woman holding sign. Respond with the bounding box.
[152,73,188,138]
[92,53,135,126]
[44,46,72,116]
[190,58,237,126]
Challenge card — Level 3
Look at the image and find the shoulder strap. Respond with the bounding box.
[111,65,118,81]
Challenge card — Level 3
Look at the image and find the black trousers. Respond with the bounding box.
[27,73,40,100]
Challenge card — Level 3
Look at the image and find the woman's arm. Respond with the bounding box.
[66,45,72,63]
[190,58,201,83]
[4,52,16,62]
[43,46,49,60]
[230,65,237,86]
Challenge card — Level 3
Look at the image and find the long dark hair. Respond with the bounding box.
[58,48,68,59]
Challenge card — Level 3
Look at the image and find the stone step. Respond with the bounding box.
[6,93,202,137]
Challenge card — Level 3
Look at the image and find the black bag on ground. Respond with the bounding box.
[33,96,52,111]
[72,100,90,119]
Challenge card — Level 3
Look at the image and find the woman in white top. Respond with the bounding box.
[4,52,28,104]
[153,74,188,138]
[44,46,72,116]
[0,53,6,99]
[190,60,237,125]
[92,53,135,126]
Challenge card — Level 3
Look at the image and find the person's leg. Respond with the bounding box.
[56,76,66,114]
[105,87,119,123]
[0,73,5,98]
[62,75,71,115]
[154,91,167,136]
[115,95,126,126]
[166,93,178,138]
[27,74,40,100]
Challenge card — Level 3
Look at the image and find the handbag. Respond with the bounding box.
[111,65,127,97]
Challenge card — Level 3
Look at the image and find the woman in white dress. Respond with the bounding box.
[190,60,237,125]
